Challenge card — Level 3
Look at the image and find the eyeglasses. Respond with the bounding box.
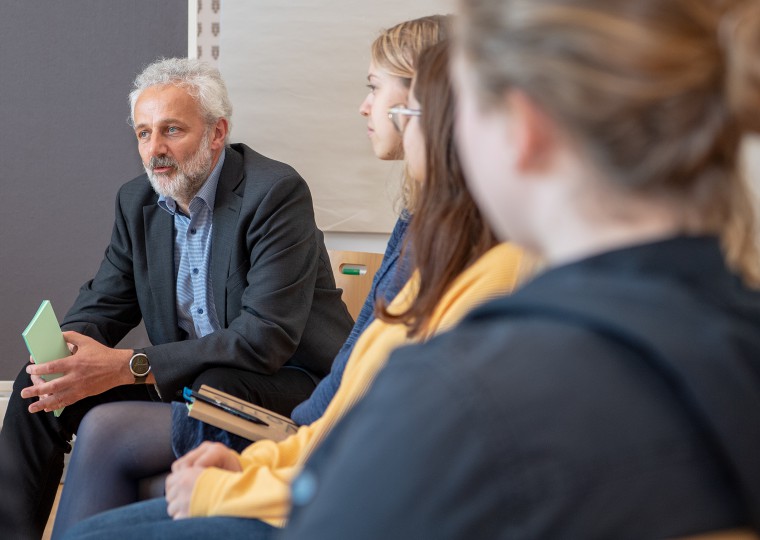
[388,104,421,133]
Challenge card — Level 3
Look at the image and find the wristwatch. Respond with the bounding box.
[129,351,151,384]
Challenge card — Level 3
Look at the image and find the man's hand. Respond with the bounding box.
[20,331,133,413]
[166,442,242,519]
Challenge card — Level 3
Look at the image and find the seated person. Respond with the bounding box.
[61,38,529,540]
[0,56,353,540]
[283,1,760,538]
[52,15,450,538]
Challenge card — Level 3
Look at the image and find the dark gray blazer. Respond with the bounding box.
[61,143,353,399]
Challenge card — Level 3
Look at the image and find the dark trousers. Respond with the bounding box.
[0,365,316,540]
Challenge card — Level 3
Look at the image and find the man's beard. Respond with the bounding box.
[145,130,214,205]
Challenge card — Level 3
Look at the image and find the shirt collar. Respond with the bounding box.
[158,148,226,216]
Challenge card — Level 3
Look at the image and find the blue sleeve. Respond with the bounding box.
[290,216,412,425]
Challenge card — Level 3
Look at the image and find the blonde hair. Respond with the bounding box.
[371,15,452,83]
[372,15,452,212]
[457,0,760,285]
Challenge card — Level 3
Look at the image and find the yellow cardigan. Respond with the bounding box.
[190,243,525,526]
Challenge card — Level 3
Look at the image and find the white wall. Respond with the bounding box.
[324,231,391,254]
[218,0,451,235]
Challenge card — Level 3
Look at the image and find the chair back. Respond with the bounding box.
[328,250,384,320]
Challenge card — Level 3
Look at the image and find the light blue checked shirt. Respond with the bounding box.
[157,150,226,340]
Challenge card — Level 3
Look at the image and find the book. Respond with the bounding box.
[21,300,70,417]
[185,384,299,443]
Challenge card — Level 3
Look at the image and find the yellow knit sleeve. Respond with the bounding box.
[189,420,323,524]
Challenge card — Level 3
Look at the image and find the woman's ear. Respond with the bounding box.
[506,90,556,173]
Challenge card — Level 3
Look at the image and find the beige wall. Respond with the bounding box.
[218,0,452,234]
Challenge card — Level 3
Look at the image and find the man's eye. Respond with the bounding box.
[366,84,376,94]
[168,126,179,134]
[137,131,149,139]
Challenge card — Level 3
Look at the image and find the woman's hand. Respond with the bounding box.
[165,442,243,519]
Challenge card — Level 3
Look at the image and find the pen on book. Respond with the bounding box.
[182,387,269,427]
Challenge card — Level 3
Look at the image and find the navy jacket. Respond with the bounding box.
[285,236,760,539]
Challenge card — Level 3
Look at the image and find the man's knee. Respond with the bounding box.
[190,368,282,408]
[191,367,315,414]
[192,368,253,394]
[11,363,32,393]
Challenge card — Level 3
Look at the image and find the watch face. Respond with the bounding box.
[130,354,150,376]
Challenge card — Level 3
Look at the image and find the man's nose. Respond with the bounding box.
[147,133,169,158]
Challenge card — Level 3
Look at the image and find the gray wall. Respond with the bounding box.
[0,1,188,379]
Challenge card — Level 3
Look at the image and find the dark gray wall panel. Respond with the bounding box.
[0,1,187,379]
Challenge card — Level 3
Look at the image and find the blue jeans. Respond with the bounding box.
[61,497,277,540]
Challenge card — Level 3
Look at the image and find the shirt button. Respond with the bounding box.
[197,308,204,315]
[192,268,199,275]
[190,228,197,234]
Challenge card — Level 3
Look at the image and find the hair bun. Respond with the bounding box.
[723,0,760,134]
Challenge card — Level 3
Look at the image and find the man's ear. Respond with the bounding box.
[211,117,229,149]
[506,90,555,172]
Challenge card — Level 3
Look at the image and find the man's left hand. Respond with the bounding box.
[21,331,133,413]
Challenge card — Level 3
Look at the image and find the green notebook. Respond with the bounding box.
[21,300,69,417]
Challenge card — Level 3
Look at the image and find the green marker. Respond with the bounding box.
[341,265,365,276]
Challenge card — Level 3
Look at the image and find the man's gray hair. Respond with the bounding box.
[128,57,232,143]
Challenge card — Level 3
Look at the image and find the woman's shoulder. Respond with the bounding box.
[426,243,527,335]
[457,243,528,295]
